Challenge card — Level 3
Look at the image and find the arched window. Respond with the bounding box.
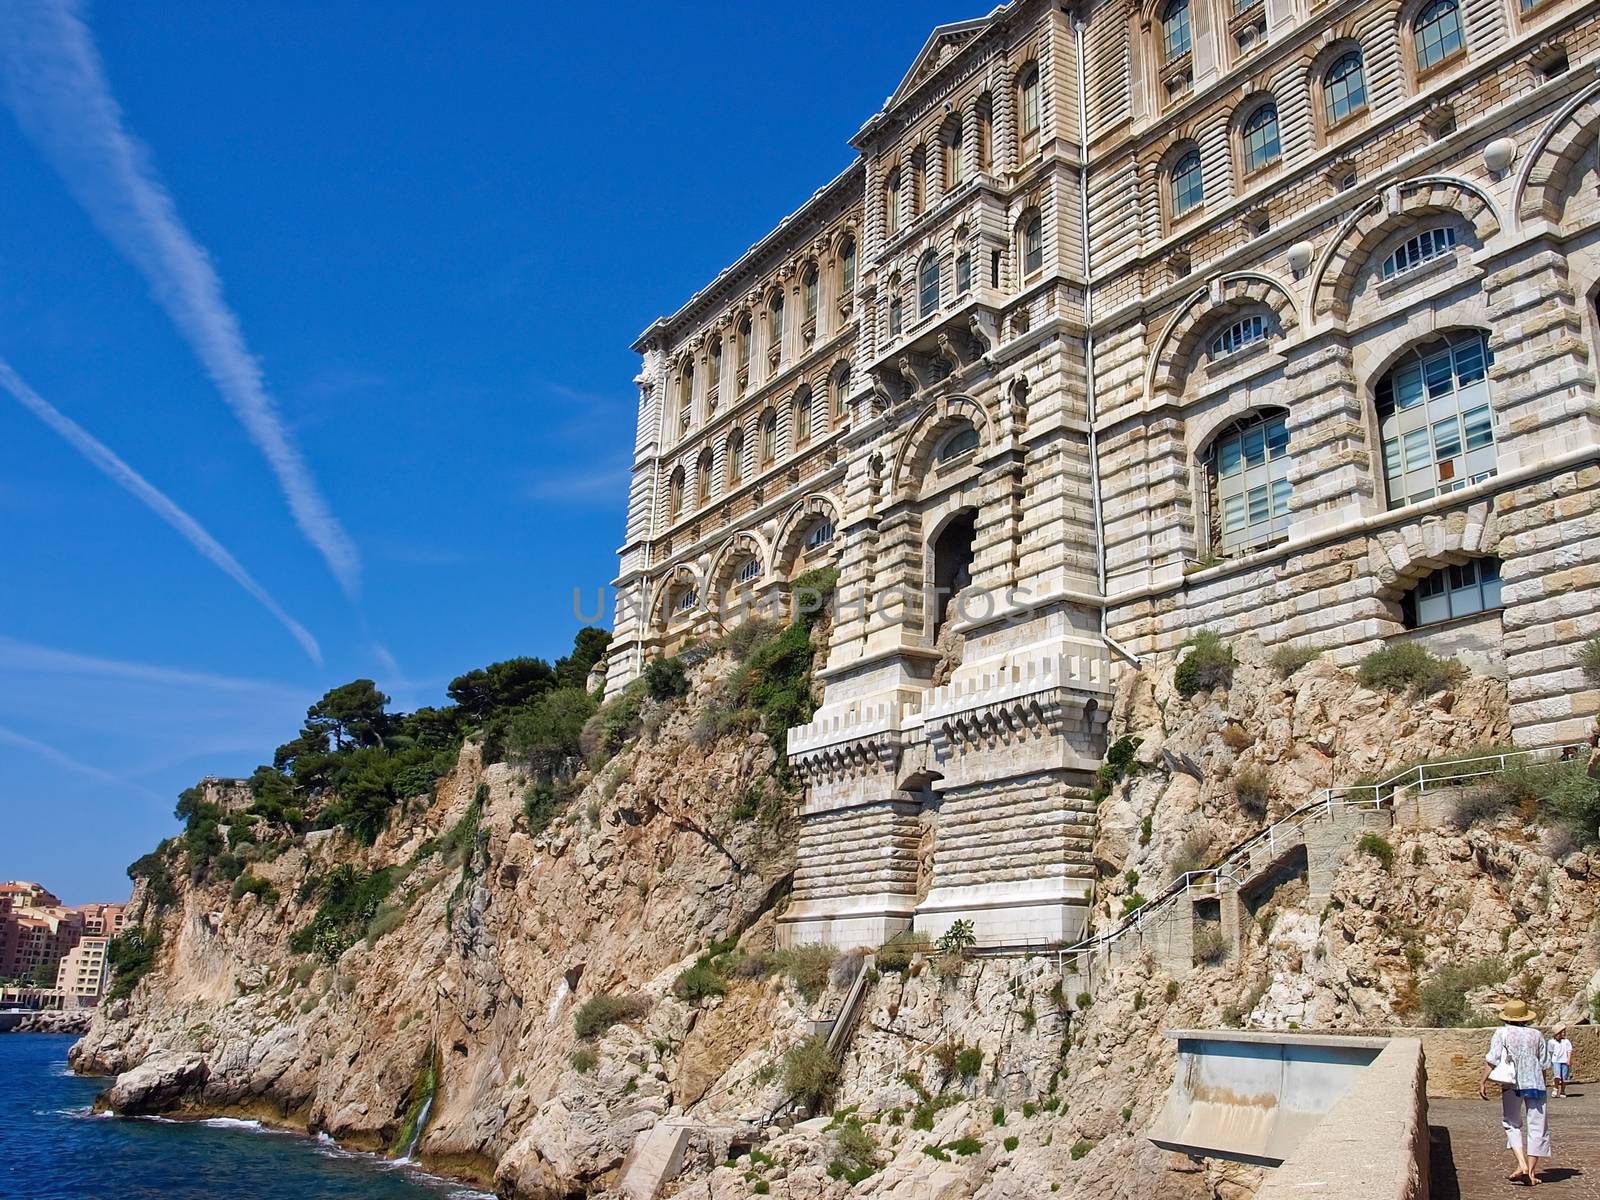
[946,123,966,190]
[841,238,857,295]
[770,293,785,351]
[1401,558,1502,628]
[956,251,973,295]
[936,422,981,462]
[919,252,941,317]
[760,409,778,465]
[1322,51,1367,125]
[1209,314,1268,358]
[804,518,836,551]
[678,363,692,435]
[735,556,763,585]
[696,448,713,504]
[737,316,752,375]
[708,337,722,388]
[672,585,699,617]
[1171,148,1204,216]
[667,467,685,517]
[833,366,850,420]
[889,292,904,337]
[1376,331,1495,509]
[1241,102,1281,174]
[1018,64,1041,155]
[932,510,977,636]
[793,388,812,445]
[1413,0,1464,72]
[1022,215,1044,276]
[1209,410,1291,554]
[1162,0,1192,61]
[726,429,744,487]
[1381,226,1458,278]
[886,168,902,236]
[803,266,819,322]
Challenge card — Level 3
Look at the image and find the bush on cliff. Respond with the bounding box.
[573,992,652,1040]
[1356,642,1465,694]
[1174,630,1234,698]
[107,925,161,1000]
[288,865,397,963]
[782,1035,840,1110]
[1421,958,1507,1027]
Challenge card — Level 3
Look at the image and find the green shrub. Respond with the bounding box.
[1356,832,1395,870]
[672,961,728,1004]
[1581,635,1600,685]
[522,781,569,836]
[569,1048,597,1073]
[946,1136,982,1156]
[641,656,689,703]
[1090,735,1144,802]
[936,919,977,957]
[826,1119,879,1184]
[106,924,160,999]
[1070,1138,1095,1161]
[1448,784,1511,831]
[782,1035,839,1109]
[1075,992,1092,1010]
[1003,1135,1019,1152]
[1270,644,1320,678]
[772,945,838,1002]
[288,865,397,963]
[992,1105,1007,1126]
[1420,959,1507,1027]
[230,874,276,903]
[1119,893,1148,919]
[365,903,408,945]
[573,992,652,1040]
[1169,830,1212,877]
[1357,643,1466,694]
[1193,927,1230,966]
[877,931,930,973]
[1234,769,1271,820]
[503,687,595,770]
[1165,980,1180,1002]
[1174,630,1234,698]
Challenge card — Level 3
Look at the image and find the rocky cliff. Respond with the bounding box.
[75,633,1600,1199]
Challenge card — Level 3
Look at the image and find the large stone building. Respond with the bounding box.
[608,0,1600,949]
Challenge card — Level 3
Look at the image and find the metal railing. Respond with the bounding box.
[1052,742,1580,969]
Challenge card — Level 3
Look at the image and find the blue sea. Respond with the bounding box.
[0,1034,491,1200]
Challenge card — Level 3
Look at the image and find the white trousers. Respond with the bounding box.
[1502,1089,1551,1159]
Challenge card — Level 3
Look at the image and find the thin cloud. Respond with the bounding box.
[0,0,362,599]
[521,461,632,506]
[0,721,162,800]
[0,634,301,696]
[0,359,323,664]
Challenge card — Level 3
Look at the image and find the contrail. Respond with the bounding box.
[0,0,362,599]
[0,359,323,664]
[0,634,301,695]
[0,721,163,800]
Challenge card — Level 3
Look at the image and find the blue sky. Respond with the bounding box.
[0,1,981,903]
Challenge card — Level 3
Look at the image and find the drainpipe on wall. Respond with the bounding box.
[1074,11,1142,667]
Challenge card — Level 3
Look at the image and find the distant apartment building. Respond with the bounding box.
[0,883,126,999]
[55,936,110,1007]
[0,880,61,913]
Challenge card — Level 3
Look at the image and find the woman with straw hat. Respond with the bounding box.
[1479,999,1553,1186]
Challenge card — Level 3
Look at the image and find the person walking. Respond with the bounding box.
[1479,999,1553,1186]
[1548,1026,1573,1099]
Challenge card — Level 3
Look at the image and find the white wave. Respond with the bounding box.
[198,1117,263,1131]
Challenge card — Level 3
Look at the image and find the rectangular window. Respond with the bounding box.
[1462,405,1493,449]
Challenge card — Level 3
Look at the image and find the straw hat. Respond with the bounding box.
[1498,999,1538,1025]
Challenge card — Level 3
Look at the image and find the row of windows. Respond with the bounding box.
[661,518,838,622]
[1161,0,1471,221]
[666,379,849,518]
[886,215,1044,338]
[674,240,858,439]
[1202,331,1499,554]
[882,62,1041,239]
[1159,0,1464,88]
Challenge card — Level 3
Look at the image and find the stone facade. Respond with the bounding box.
[609,0,1600,948]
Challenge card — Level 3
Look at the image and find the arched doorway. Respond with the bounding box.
[931,509,977,637]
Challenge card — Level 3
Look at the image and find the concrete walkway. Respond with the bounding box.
[1430,1086,1597,1198]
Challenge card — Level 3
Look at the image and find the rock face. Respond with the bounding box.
[76,638,1600,1199]
[100,1051,209,1115]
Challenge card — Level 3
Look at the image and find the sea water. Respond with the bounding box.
[1,1034,491,1200]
